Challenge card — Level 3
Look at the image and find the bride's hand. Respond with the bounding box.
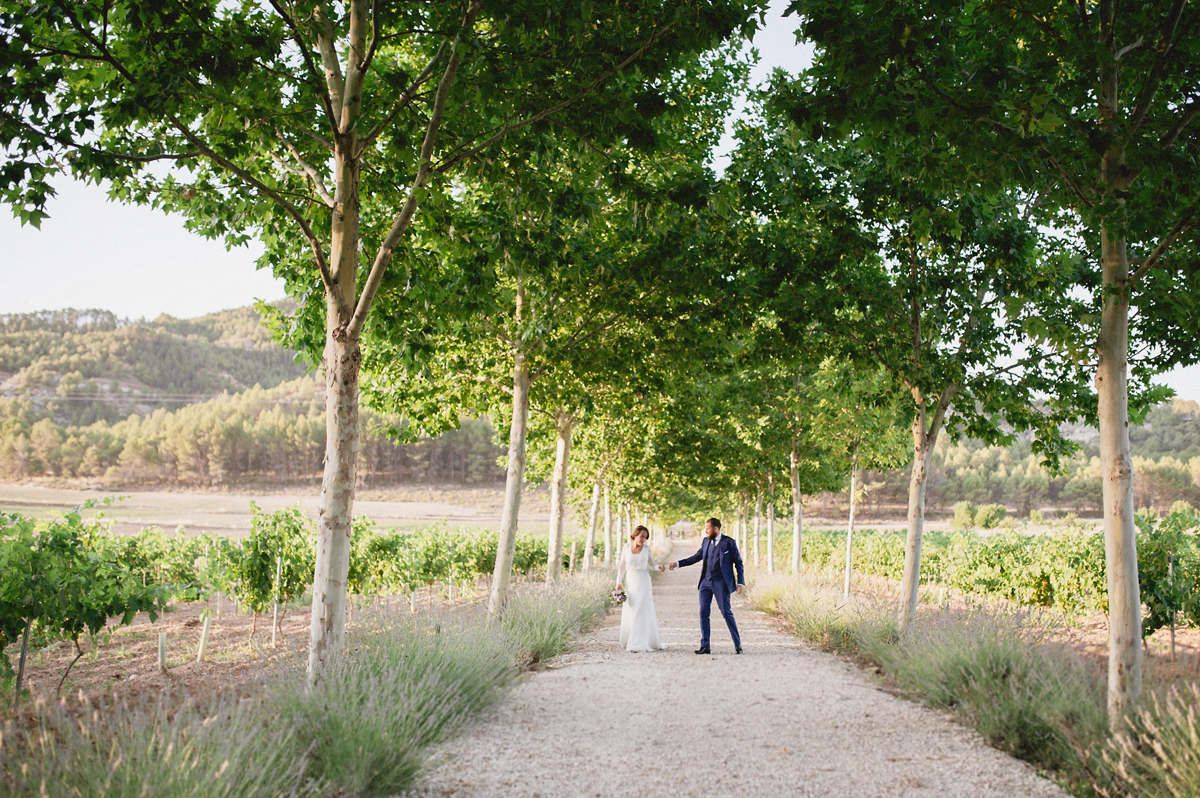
[656,565,665,572]
[616,583,623,592]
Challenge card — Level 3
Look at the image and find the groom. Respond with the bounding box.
[670,517,745,654]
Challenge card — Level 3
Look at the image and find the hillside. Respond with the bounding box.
[0,304,306,426]
[0,305,505,488]
[1,305,1197,507]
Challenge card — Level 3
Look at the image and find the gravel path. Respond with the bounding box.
[405,540,1070,798]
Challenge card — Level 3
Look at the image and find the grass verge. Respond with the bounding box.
[750,573,1114,795]
[1107,682,1200,798]
[1,576,611,798]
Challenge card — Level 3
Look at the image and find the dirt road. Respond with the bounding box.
[405,540,1069,798]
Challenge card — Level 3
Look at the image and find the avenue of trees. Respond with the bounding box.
[5,0,1200,720]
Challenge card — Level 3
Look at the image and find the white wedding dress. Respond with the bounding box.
[616,543,664,652]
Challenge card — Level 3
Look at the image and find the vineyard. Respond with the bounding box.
[0,502,600,700]
[780,502,1200,639]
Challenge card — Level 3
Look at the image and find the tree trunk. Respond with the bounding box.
[603,483,613,564]
[546,411,575,582]
[843,446,859,601]
[1098,212,1142,721]
[900,423,931,628]
[1096,12,1142,719]
[733,500,741,550]
[753,490,763,566]
[766,473,776,574]
[307,301,361,682]
[790,445,803,575]
[488,287,531,615]
[614,500,624,548]
[741,496,750,554]
[585,479,601,571]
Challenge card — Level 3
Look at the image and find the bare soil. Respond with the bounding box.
[4,579,494,713]
[7,596,309,708]
[0,483,561,538]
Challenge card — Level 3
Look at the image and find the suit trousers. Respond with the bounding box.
[699,578,741,649]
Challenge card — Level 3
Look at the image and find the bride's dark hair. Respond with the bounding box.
[630,524,650,540]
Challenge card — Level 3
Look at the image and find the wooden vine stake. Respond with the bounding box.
[158,632,168,673]
[13,619,32,710]
[569,541,578,574]
[196,615,212,663]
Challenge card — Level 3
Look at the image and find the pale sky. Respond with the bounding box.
[2,2,1197,401]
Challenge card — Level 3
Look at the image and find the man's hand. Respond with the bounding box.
[736,585,744,594]
[668,562,678,571]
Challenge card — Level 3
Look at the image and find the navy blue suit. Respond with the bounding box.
[676,534,744,649]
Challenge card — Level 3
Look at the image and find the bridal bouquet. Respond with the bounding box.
[611,587,628,605]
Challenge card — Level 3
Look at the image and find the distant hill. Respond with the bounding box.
[0,304,1195,504]
[0,303,307,426]
[1131,399,1200,462]
[0,304,506,488]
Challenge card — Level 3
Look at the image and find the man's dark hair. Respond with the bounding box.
[706,517,722,529]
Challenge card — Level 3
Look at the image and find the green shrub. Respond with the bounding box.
[748,574,898,656]
[277,605,517,797]
[2,572,611,798]
[880,608,1108,784]
[224,503,316,613]
[799,527,1112,615]
[1108,682,1200,798]
[0,508,167,685]
[1137,504,1200,638]
[0,689,307,798]
[974,503,1008,529]
[501,574,610,665]
[751,573,1110,793]
[953,501,977,530]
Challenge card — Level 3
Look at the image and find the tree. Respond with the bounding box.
[1,0,762,679]
[784,0,1200,719]
[363,46,751,607]
[804,362,910,597]
[732,118,1081,626]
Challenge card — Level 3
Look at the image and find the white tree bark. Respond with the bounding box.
[843,446,859,601]
[898,391,949,629]
[306,103,363,683]
[308,325,361,680]
[753,490,763,566]
[584,479,601,571]
[790,445,803,575]
[489,287,531,615]
[1097,22,1142,720]
[603,483,613,564]
[899,428,929,627]
[767,473,776,574]
[742,496,751,554]
[733,501,740,550]
[546,411,575,582]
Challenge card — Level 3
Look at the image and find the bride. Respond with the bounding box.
[615,524,665,652]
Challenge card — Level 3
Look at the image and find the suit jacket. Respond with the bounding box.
[677,534,745,593]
